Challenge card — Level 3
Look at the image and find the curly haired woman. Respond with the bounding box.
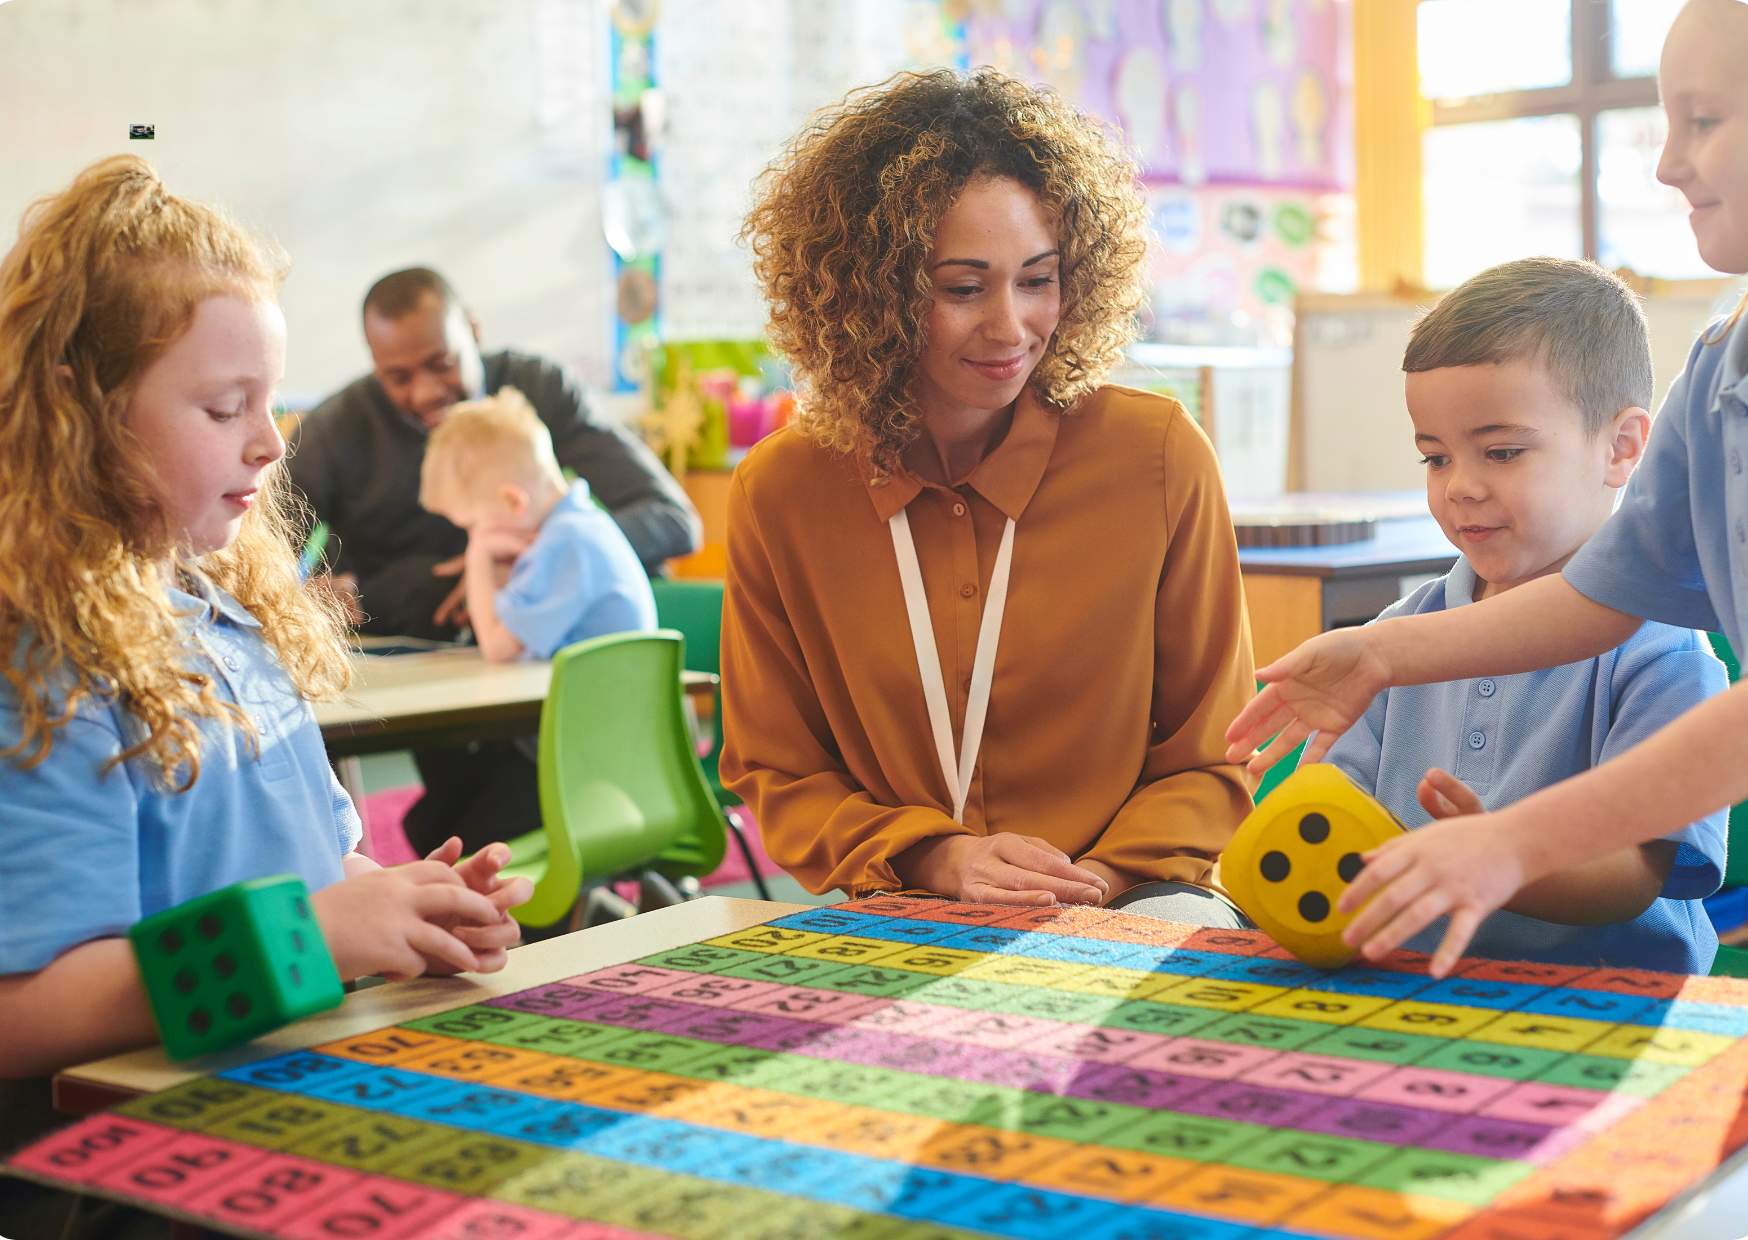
[722,70,1256,922]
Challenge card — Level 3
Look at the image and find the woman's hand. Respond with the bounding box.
[1336,806,1533,978]
[422,837,533,974]
[1225,628,1393,777]
[312,861,510,982]
[899,833,1110,905]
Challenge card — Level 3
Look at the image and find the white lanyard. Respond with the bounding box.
[889,506,1016,823]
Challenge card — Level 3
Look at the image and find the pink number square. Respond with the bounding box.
[572,964,698,995]
[419,1198,582,1239]
[837,999,950,1032]
[281,1175,463,1240]
[736,986,884,1022]
[644,974,785,1007]
[1240,1053,1398,1097]
[94,1131,269,1206]
[1356,1066,1517,1114]
[1027,1023,1169,1065]
[1127,1037,1278,1079]
[1481,1081,1614,1127]
[183,1153,358,1233]
[934,1010,1062,1050]
[6,1115,171,1185]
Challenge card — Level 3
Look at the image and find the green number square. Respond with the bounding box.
[586,1032,718,1072]
[1098,999,1222,1037]
[116,1078,268,1131]
[401,1005,548,1042]
[636,944,765,972]
[1355,1147,1536,1206]
[1225,1129,1397,1184]
[1012,1093,1148,1143]
[1535,1052,1691,1097]
[810,965,938,997]
[987,985,1113,1023]
[491,1017,636,1058]
[902,976,1017,1011]
[1102,1112,1268,1163]
[1415,1040,1564,1081]
[1299,1025,1447,1066]
[718,954,847,986]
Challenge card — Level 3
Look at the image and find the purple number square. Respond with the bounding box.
[1067,1063,1219,1110]
[1177,1081,1324,1128]
[1421,1114,1560,1161]
[1298,1097,1449,1146]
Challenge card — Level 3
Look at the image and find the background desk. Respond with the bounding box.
[1239,510,1456,666]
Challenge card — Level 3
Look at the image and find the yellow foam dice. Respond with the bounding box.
[1224,764,1407,968]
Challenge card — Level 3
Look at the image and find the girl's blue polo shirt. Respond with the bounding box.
[1319,558,1728,974]
[494,479,657,660]
[1566,307,1748,653]
[0,573,359,975]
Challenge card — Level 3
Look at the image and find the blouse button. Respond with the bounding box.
[223,656,240,672]
[959,584,976,599]
[952,501,967,517]
[1467,730,1486,751]
[1733,449,1744,476]
[1738,518,1746,545]
[1477,679,1496,698]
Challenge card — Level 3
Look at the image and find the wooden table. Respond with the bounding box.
[316,645,716,759]
[53,896,804,1115]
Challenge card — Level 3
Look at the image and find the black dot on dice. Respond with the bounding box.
[1299,813,1330,844]
[290,930,305,953]
[213,952,236,979]
[1299,891,1331,922]
[293,897,310,921]
[197,913,223,940]
[173,968,197,995]
[158,928,183,954]
[289,963,303,988]
[226,993,252,1020]
[1260,851,1291,882]
[188,1008,212,1035]
[1338,852,1364,883]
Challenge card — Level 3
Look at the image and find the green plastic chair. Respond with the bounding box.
[649,578,773,900]
[500,630,728,929]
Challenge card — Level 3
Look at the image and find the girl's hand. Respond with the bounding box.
[901,834,1110,906]
[312,861,507,982]
[423,838,533,974]
[1336,809,1531,978]
[1225,628,1393,777]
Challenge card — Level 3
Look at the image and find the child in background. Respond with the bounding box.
[1313,258,1726,973]
[1228,0,1748,976]
[0,156,528,1234]
[418,386,656,666]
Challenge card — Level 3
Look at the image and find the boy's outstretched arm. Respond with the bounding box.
[1227,576,1642,775]
[1340,678,1748,976]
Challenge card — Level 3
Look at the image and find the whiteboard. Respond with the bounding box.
[1291,280,1748,492]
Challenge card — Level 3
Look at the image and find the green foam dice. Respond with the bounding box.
[128,874,343,1060]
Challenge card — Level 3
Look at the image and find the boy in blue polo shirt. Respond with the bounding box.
[420,385,656,665]
[1311,258,1728,973]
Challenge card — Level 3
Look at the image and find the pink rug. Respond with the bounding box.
[355,786,782,889]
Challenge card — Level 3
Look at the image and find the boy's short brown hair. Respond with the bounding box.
[1404,257,1653,435]
[419,386,560,509]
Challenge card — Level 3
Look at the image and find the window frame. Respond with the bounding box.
[1421,0,1659,262]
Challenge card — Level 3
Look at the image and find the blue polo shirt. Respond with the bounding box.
[0,573,359,975]
[1567,309,1748,655]
[495,480,657,659]
[1317,557,1728,973]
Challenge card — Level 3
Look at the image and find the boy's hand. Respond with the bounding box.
[312,861,506,982]
[1336,810,1532,978]
[1417,768,1485,820]
[432,555,469,628]
[467,524,536,563]
[424,838,534,974]
[1225,628,1392,777]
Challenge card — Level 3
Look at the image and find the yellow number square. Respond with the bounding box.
[1469,1013,1615,1055]
[1585,1024,1734,1067]
[1251,991,1396,1026]
[1357,1002,1498,1040]
[700,927,831,954]
[1148,976,1285,1012]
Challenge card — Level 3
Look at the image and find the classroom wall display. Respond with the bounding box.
[963,0,1357,348]
[11,896,1748,1239]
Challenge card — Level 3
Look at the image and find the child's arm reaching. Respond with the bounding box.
[1227,575,1643,775]
[0,862,513,1079]
[1414,769,1675,925]
[1339,678,1748,976]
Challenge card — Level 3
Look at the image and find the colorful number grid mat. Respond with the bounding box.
[10,895,1748,1240]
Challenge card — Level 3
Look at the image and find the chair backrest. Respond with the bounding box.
[514,630,727,927]
[650,579,735,801]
